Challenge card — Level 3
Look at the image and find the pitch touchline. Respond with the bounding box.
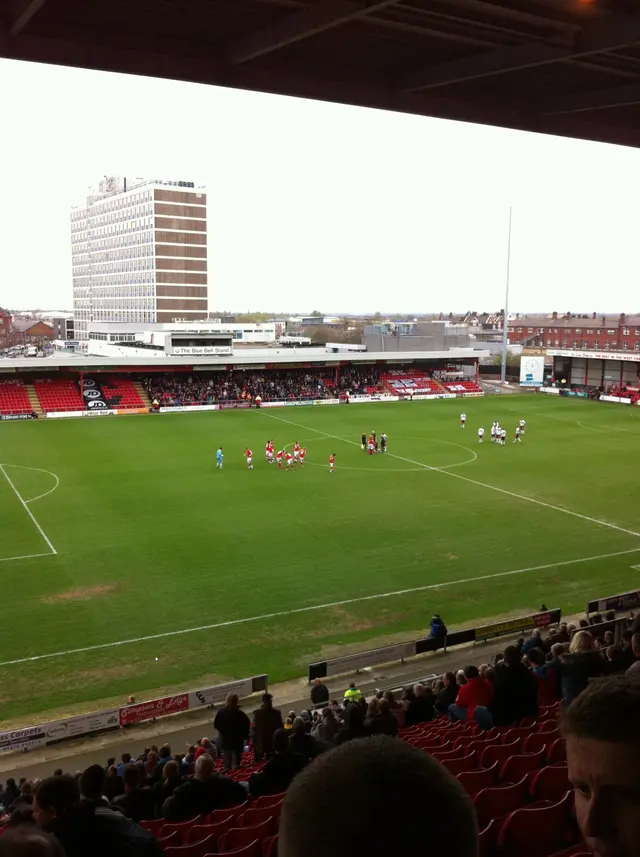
[0,547,638,669]
[0,464,57,555]
[258,411,640,539]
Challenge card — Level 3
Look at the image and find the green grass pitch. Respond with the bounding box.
[1,394,639,725]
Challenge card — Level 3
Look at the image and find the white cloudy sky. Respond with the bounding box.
[1,57,640,316]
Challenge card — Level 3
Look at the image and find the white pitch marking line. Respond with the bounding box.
[0,552,55,564]
[259,411,640,539]
[0,464,57,555]
[0,464,61,504]
[0,547,638,669]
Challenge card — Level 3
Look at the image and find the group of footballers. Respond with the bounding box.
[466,416,526,446]
[215,441,337,472]
[361,431,387,454]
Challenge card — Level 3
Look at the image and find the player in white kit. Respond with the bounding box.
[490,422,497,442]
[514,426,522,443]
[460,413,466,428]
[500,428,507,446]
[478,427,484,443]
[519,419,526,436]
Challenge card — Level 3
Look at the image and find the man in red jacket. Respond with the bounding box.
[448,665,494,730]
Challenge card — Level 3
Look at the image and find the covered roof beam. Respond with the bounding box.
[227,0,400,65]
[399,10,640,92]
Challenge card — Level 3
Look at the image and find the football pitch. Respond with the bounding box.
[1,394,640,726]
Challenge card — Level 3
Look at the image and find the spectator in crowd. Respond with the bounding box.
[491,644,538,725]
[4,807,36,829]
[312,707,340,744]
[563,675,640,857]
[213,693,251,771]
[9,782,34,813]
[343,682,362,704]
[310,679,330,708]
[161,753,245,822]
[527,647,559,706]
[428,613,447,649]
[449,665,494,729]
[382,690,405,727]
[0,828,66,857]
[117,754,132,777]
[279,736,477,857]
[405,683,436,725]
[155,745,172,775]
[628,633,640,678]
[521,628,543,655]
[3,778,20,810]
[252,693,284,761]
[153,760,182,812]
[335,702,369,745]
[289,717,322,760]
[33,774,162,857]
[434,672,459,715]
[78,765,109,808]
[551,630,606,707]
[102,766,122,802]
[194,738,215,761]
[247,728,309,798]
[365,698,398,737]
[144,752,157,779]
[111,765,156,822]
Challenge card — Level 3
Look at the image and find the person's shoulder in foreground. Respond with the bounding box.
[279,735,478,857]
[562,674,640,857]
[0,828,66,857]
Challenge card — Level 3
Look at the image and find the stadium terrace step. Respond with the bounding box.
[25,383,44,416]
[134,380,152,409]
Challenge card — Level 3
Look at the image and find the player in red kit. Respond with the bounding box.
[276,449,284,469]
[299,447,307,467]
[245,448,253,470]
[329,452,335,473]
[293,441,300,462]
[367,435,374,455]
[285,451,294,471]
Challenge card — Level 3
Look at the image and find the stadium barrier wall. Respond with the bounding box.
[599,395,632,404]
[307,609,560,681]
[586,587,640,615]
[0,674,268,756]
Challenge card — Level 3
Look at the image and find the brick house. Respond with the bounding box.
[508,313,640,354]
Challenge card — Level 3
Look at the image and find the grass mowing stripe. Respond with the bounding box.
[258,410,640,539]
[0,464,57,555]
[0,546,638,669]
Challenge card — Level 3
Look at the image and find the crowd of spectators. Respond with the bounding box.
[1,611,639,857]
[142,367,382,407]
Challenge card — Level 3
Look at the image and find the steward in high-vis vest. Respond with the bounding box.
[344,682,362,704]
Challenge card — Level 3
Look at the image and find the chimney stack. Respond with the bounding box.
[552,311,558,320]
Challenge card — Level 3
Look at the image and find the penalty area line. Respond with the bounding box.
[0,547,639,668]
[0,464,57,555]
[257,411,640,539]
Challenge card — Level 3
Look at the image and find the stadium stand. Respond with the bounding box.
[0,380,32,415]
[32,378,85,413]
[142,367,382,407]
[441,380,484,394]
[100,377,145,410]
[381,368,445,395]
[3,613,638,857]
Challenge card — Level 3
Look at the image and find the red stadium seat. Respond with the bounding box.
[523,732,555,755]
[263,834,279,857]
[473,777,529,828]
[530,765,571,802]
[253,794,285,808]
[0,381,32,415]
[187,819,235,843]
[457,763,499,796]
[160,818,205,843]
[500,749,546,783]
[219,820,275,852]
[217,841,261,857]
[538,719,561,733]
[503,727,536,744]
[478,821,494,857]
[164,834,217,857]
[496,791,574,857]
[158,831,182,849]
[239,807,280,828]
[480,739,521,768]
[442,752,477,775]
[546,739,567,764]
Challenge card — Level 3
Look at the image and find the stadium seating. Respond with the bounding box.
[33,378,84,412]
[441,380,483,394]
[496,791,574,857]
[0,380,32,415]
[381,369,445,396]
[101,376,145,409]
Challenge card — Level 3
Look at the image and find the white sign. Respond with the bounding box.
[539,387,560,395]
[188,676,265,709]
[406,393,456,401]
[171,346,232,356]
[159,404,219,413]
[47,410,116,419]
[0,709,119,756]
[548,349,640,363]
[520,355,545,387]
[599,395,632,405]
